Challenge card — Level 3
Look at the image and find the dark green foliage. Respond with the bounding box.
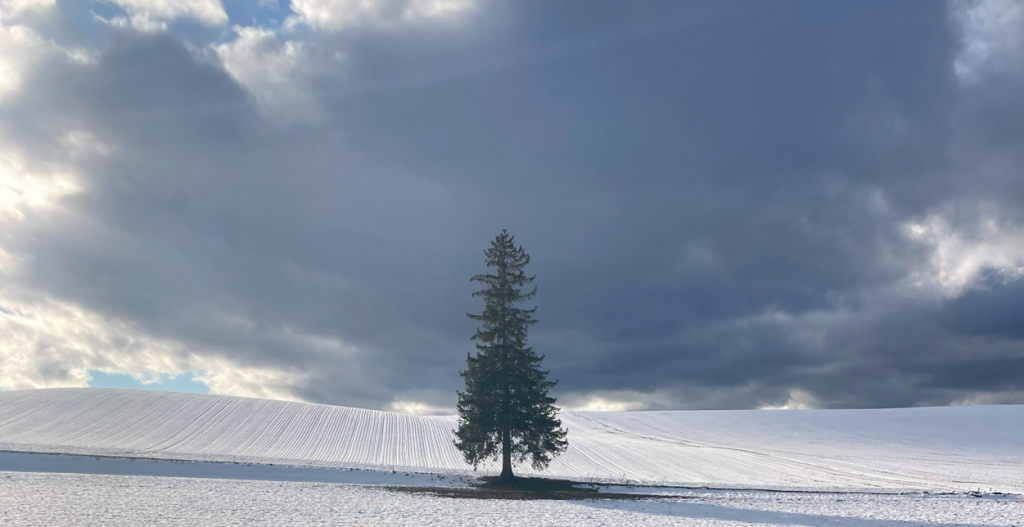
[454,230,568,482]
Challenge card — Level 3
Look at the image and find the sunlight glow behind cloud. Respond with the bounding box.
[0,151,79,223]
[903,211,1024,298]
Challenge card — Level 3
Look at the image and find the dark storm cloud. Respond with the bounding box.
[943,274,1024,339]
[6,0,1024,409]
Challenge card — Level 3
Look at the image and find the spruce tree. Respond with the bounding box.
[454,230,568,484]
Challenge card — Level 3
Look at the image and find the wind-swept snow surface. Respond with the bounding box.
[0,389,1021,493]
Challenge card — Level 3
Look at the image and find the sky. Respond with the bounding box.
[0,0,1023,414]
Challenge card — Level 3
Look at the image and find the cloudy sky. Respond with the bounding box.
[1,0,1022,414]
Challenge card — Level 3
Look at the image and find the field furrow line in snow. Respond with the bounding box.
[1,389,1022,493]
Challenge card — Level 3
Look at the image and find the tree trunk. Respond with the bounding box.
[499,427,514,484]
[498,319,514,485]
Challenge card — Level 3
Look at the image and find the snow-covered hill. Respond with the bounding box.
[0,388,1021,493]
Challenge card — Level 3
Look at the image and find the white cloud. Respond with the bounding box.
[0,0,53,19]
[194,361,307,401]
[288,0,473,31]
[760,389,819,410]
[0,2,95,100]
[387,400,451,415]
[0,132,323,401]
[0,287,317,400]
[0,24,51,99]
[0,291,187,390]
[562,391,651,412]
[0,138,84,287]
[903,211,1024,298]
[954,0,1024,82]
[215,25,330,124]
[106,0,228,26]
[95,12,169,33]
[0,148,80,224]
[216,0,475,122]
[569,396,646,412]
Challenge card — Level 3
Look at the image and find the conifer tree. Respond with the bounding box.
[454,230,568,484]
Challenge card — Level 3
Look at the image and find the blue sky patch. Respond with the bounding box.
[88,370,210,394]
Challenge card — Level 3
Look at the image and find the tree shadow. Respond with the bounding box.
[581,498,1005,527]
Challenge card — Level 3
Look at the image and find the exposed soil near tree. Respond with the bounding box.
[388,476,689,501]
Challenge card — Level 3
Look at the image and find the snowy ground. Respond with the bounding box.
[0,471,1019,526]
[1,388,1022,525]
[1,389,1021,493]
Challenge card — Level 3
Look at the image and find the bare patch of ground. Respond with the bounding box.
[389,476,691,501]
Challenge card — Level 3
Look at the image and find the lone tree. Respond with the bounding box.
[454,230,568,484]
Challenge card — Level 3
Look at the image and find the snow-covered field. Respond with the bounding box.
[0,388,1022,526]
[0,471,1020,526]
[1,388,1021,493]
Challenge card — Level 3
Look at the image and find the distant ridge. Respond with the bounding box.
[1,388,1021,492]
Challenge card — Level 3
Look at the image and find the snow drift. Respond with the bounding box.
[0,388,1021,493]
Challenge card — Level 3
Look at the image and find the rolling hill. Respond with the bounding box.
[0,388,1020,493]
